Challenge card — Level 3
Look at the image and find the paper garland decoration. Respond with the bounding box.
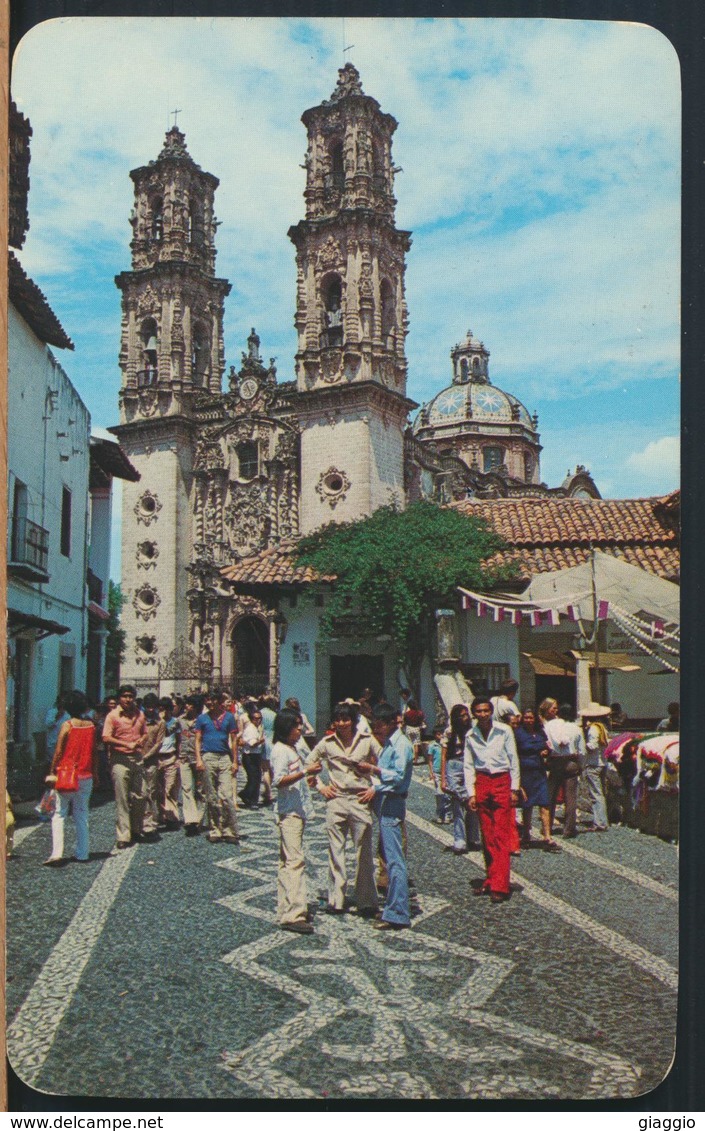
[457,586,677,645]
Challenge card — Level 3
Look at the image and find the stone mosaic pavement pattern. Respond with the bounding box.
[6,773,678,1102]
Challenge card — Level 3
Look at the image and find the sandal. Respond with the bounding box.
[542,839,562,853]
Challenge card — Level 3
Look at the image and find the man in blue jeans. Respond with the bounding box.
[358,701,414,931]
[195,691,240,844]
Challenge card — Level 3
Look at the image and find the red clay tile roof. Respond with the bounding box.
[9,252,74,350]
[221,540,337,588]
[450,494,679,582]
[221,493,679,590]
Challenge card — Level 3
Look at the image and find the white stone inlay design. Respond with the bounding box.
[405,809,679,992]
[412,766,678,901]
[215,802,641,1100]
[7,845,138,1087]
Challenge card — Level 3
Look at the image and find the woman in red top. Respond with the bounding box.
[403,699,426,764]
[44,690,98,865]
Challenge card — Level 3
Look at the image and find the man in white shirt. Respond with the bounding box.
[464,697,520,903]
[543,702,585,839]
[308,702,380,917]
[490,679,520,724]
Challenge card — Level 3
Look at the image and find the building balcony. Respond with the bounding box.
[8,517,49,583]
[136,369,159,388]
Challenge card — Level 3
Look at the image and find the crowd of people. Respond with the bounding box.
[34,678,678,931]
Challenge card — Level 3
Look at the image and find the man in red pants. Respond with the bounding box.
[464,697,521,904]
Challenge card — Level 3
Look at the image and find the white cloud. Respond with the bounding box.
[626,435,680,479]
[11,17,680,498]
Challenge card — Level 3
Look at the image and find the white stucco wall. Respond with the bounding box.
[605,622,679,721]
[278,597,322,726]
[460,610,521,675]
[8,303,90,752]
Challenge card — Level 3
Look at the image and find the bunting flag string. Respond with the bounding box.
[457,587,677,644]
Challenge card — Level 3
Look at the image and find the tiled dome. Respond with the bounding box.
[414,381,534,432]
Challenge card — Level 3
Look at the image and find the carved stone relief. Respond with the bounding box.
[316,467,351,509]
[133,583,161,620]
[134,490,162,526]
[136,540,159,569]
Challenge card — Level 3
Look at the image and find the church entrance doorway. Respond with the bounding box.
[329,654,385,712]
[232,616,270,698]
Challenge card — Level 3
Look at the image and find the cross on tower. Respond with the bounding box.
[171,109,182,128]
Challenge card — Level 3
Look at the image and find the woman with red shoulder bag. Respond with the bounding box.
[43,689,98,866]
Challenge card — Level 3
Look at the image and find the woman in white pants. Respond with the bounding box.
[44,690,98,865]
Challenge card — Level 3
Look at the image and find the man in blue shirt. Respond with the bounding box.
[358,701,414,930]
[195,691,240,844]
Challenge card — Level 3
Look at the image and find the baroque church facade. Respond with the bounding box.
[112,64,599,698]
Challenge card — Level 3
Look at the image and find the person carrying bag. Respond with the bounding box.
[43,690,98,866]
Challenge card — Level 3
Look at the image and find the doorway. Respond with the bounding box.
[232,616,270,697]
[329,654,385,712]
[535,674,576,711]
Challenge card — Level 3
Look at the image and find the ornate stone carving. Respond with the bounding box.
[134,490,162,526]
[223,482,270,556]
[315,467,351,509]
[273,427,299,463]
[137,388,159,417]
[317,236,343,271]
[136,540,159,569]
[133,583,161,620]
[321,349,343,384]
[134,635,158,664]
[193,427,225,472]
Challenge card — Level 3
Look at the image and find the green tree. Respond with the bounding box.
[295,501,516,701]
[104,580,126,693]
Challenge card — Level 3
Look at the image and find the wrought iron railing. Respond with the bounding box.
[11,516,49,573]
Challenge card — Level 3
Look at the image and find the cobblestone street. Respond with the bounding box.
[7,771,678,1103]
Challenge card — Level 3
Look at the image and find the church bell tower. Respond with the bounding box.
[111,126,232,691]
[289,65,416,532]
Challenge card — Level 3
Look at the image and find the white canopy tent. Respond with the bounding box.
[523,551,679,626]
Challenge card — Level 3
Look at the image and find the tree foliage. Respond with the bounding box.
[104,580,126,694]
[295,501,517,699]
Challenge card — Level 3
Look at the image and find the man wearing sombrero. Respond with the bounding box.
[578,702,611,832]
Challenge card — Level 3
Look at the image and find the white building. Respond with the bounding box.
[7,102,138,783]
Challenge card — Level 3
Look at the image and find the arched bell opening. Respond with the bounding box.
[321,273,343,348]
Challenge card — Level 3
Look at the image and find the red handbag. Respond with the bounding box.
[55,753,79,792]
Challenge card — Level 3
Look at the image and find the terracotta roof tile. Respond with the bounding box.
[9,252,74,350]
[220,540,336,587]
[221,494,680,590]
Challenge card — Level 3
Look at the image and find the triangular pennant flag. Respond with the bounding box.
[477,602,487,618]
[512,609,523,626]
[530,610,542,627]
[461,593,472,611]
[493,606,505,623]
[566,604,579,622]
[653,618,665,639]
[598,600,609,620]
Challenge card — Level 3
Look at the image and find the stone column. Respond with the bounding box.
[269,618,279,694]
[435,608,459,669]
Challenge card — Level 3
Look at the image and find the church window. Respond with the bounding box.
[380,279,395,342]
[134,490,162,525]
[328,140,345,191]
[133,584,160,620]
[61,487,72,557]
[188,203,203,246]
[524,452,534,481]
[460,359,469,380]
[322,275,343,347]
[237,441,259,481]
[191,323,209,384]
[150,196,163,242]
[483,446,504,473]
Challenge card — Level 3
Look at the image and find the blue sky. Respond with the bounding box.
[12,17,680,573]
